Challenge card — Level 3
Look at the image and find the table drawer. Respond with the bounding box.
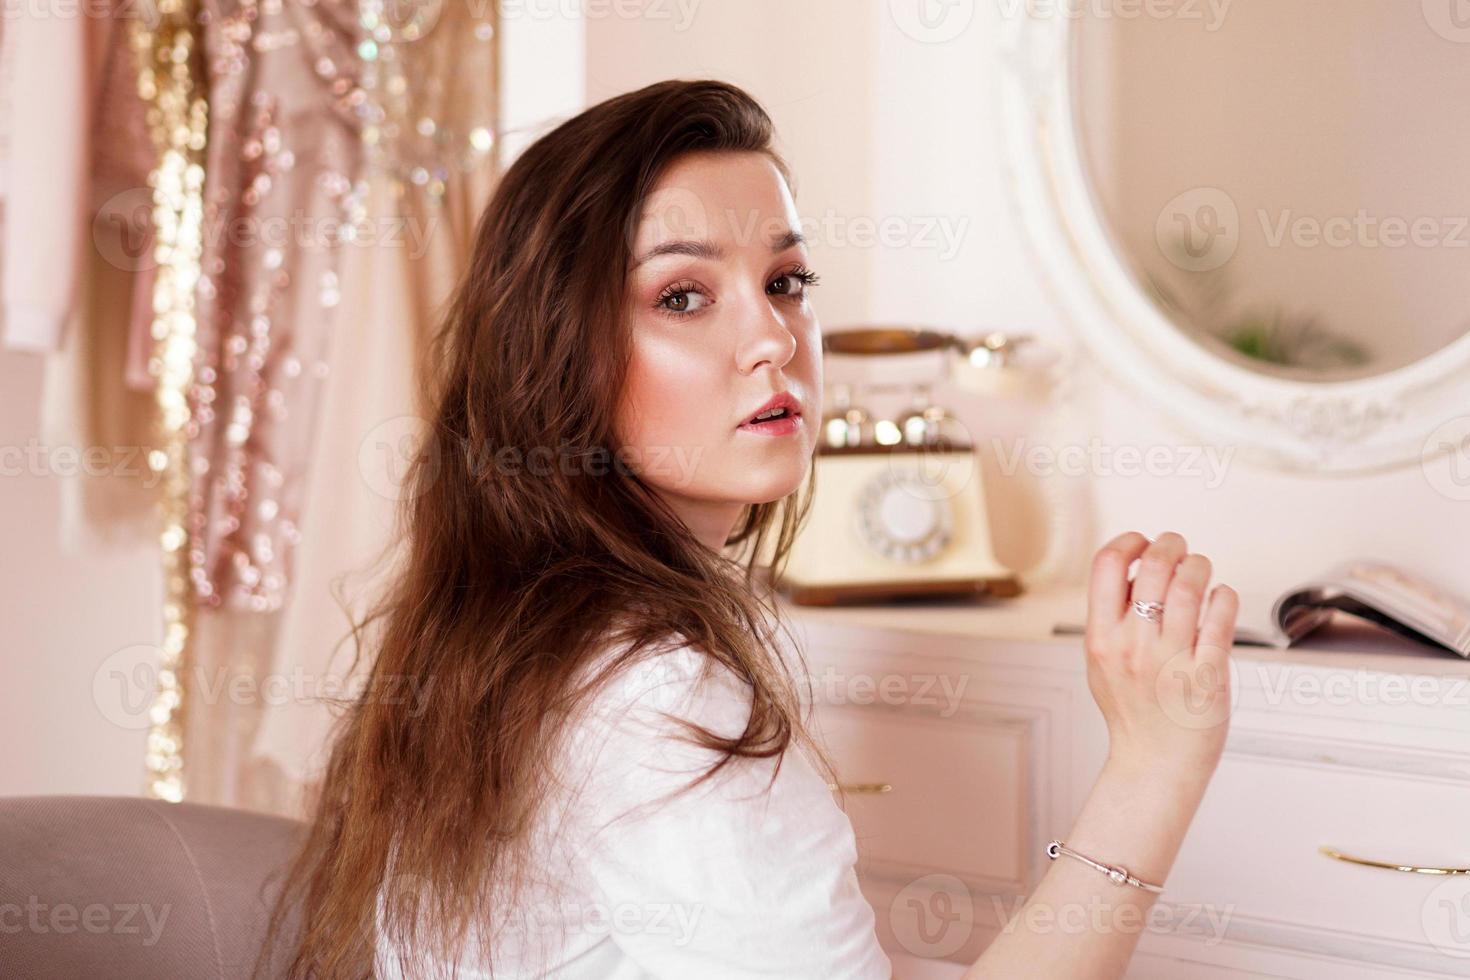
[1163,748,1470,970]
[814,698,1040,892]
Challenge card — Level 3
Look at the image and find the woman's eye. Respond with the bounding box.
[657,286,710,316]
[769,268,821,299]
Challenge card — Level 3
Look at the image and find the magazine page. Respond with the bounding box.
[1229,588,1294,648]
[1266,589,1336,646]
[1274,561,1470,658]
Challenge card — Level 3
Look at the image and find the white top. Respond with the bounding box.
[376,639,893,979]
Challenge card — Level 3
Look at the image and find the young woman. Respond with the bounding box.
[259,79,1240,979]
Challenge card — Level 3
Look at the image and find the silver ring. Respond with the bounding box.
[1131,599,1164,624]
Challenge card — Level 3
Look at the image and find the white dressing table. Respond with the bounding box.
[781,588,1470,978]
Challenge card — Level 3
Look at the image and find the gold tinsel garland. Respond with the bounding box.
[130,0,208,802]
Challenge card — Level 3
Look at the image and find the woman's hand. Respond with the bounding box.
[1083,531,1239,788]
[963,531,1240,978]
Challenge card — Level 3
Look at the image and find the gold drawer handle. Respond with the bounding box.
[828,782,893,794]
[1318,845,1470,876]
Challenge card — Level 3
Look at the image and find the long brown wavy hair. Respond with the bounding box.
[253,79,833,979]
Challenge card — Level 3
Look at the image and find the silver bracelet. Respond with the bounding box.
[1045,840,1165,894]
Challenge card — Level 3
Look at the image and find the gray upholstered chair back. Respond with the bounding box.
[0,794,307,980]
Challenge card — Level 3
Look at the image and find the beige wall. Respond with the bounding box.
[0,359,157,796]
[584,0,878,330]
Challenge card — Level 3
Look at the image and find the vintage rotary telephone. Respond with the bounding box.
[755,327,1027,606]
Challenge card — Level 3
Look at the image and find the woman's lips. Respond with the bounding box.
[737,412,803,437]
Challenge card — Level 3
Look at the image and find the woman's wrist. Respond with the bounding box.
[1102,745,1220,800]
[1059,752,1212,889]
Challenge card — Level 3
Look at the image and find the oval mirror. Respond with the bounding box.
[1000,2,1470,472]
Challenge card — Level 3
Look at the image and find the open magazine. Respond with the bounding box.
[1054,561,1470,657]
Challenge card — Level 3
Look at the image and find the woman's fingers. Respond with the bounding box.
[1087,531,1152,629]
[1195,583,1240,666]
[1130,532,1188,608]
[1162,553,1212,648]
[1082,530,1238,776]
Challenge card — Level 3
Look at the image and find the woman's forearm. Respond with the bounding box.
[961,753,1212,980]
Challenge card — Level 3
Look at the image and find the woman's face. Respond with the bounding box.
[616,150,822,552]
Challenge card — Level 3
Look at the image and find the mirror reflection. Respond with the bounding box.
[1073,2,1470,381]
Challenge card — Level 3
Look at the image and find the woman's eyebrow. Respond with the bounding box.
[633,229,807,268]
[634,239,725,267]
[770,229,806,253]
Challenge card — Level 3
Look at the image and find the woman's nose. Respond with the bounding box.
[737,300,799,375]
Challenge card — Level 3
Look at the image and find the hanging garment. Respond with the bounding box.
[181,1,501,814]
[185,0,367,614]
[185,0,497,617]
[1,0,156,355]
[3,0,498,811]
[185,167,493,816]
[0,2,164,558]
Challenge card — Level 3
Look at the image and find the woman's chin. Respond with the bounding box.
[733,464,809,506]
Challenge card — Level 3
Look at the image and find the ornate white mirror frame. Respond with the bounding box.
[995,9,1470,474]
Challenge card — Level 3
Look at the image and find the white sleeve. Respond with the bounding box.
[563,647,893,980]
[2,4,88,353]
